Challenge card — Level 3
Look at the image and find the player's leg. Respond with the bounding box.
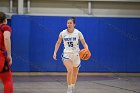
[63,59,73,93]
[72,66,80,84]
[71,54,81,93]
[71,67,79,93]
[1,71,13,93]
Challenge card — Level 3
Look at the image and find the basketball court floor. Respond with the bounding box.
[0,73,140,93]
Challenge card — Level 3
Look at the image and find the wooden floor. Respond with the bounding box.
[0,73,140,93]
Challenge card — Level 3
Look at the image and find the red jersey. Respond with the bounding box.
[0,24,12,52]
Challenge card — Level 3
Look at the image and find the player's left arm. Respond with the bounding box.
[80,38,88,50]
[79,31,89,50]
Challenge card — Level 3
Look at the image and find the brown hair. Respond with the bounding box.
[68,17,76,24]
[0,11,6,23]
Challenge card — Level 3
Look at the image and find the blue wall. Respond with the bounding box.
[11,15,140,72]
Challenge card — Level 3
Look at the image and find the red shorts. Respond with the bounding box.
[0,53,5,72]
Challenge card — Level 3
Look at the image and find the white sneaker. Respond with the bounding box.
[72,86,75,93]
[67,88,72,93]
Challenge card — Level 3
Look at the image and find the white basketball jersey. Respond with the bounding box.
[59,29,84,53]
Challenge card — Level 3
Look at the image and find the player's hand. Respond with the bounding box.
[53,53,57,60]
[6,55,12,65]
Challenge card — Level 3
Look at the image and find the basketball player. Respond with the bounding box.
[53,17,89,93]
[0,11,13,93]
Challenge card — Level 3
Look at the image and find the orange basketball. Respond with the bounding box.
[79,49,91,60]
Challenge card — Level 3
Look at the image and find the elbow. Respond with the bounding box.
[4,37,10,43]
[4,37,10,41]
[56,42,60,46]
[56,41,61,45]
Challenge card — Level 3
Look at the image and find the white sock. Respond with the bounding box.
[71,84,75,88]
[68,85,72,89]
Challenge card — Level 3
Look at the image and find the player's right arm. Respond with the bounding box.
[4,31,12,65]
[53,36,62,60]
